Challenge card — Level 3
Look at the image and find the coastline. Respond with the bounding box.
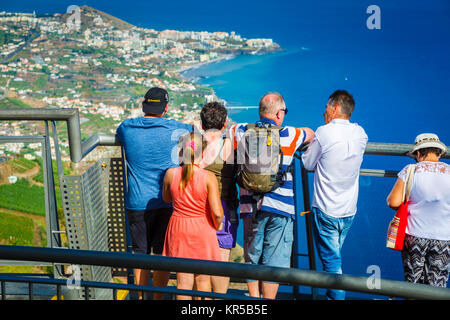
[176,46,283,77]
[176,54,236,79]
[173,47,284,126]
[174,50,281,124]
[176,46,284,80]
[175,53,243,125]
[176,53,239,110]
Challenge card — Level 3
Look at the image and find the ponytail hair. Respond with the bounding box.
[179,132,207,190]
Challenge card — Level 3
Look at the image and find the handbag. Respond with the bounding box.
[386,164,416,251]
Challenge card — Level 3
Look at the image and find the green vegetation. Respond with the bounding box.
[33,74,48,91]
[32,158,71,188]
[9,157,36,173]
[0,30,20,46]
[99,59,123,70]
[57,54,72,65]
[0,97,32,108]
[0,179,47,216]
[81,112,118,134]
[0,77,8,87]
[170,90,210,108]
[0,211,34,246]
[9,79,31,91]
[0,208,49,273]
[127,85,148,98]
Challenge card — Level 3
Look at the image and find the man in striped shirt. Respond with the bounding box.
[227,92,314,299]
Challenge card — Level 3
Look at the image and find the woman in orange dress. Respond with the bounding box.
[162,132,223,299]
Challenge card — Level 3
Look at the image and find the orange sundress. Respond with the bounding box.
[162,166,221,261]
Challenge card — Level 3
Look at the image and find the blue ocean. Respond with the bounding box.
[3,0,450,297]
[178,2,450,297]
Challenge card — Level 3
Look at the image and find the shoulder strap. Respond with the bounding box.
[248,122,283,130]
[403,164,416,202]
[218,135,225,159]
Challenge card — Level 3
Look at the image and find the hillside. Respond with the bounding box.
[0,7,280,161]
[63,5,135,31]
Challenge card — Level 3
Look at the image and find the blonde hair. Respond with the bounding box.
[179,132,207,190]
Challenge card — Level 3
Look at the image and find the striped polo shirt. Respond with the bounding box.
[227,118,306,219]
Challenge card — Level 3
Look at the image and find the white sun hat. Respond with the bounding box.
[409,133,447,156]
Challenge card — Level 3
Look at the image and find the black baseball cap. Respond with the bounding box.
[142,87,169,114]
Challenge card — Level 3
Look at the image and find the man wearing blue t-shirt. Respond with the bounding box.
[116,87,192,299]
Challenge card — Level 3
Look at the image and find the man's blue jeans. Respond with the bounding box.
[312,208,355,300]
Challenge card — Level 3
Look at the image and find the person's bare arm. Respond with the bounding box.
[206,171,223,230]
[300,127,315,144]
[386,178,405,210]
[162,168,174,203]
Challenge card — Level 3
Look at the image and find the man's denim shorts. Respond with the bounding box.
[244,211,294,270]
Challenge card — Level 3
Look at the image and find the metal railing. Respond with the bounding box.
[1,245,450,300]
[0,108,449,300]
[1,109,448,163]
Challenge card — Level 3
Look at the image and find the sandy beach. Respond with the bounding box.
[176,54,236,78]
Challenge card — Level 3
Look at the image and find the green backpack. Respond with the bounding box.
[236,122,289,195]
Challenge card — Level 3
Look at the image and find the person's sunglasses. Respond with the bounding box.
[279,108,288,115]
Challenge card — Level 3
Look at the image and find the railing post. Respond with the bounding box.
[1,281,5,300]
[299,161,318,300]
[43,122,63,278]
[120,148,135,288]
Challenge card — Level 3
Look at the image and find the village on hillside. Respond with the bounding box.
[0,6,280,162]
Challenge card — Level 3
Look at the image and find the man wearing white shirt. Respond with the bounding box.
[301,90,368,300]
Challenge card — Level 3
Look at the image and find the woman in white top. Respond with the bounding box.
[387,133,450,287]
